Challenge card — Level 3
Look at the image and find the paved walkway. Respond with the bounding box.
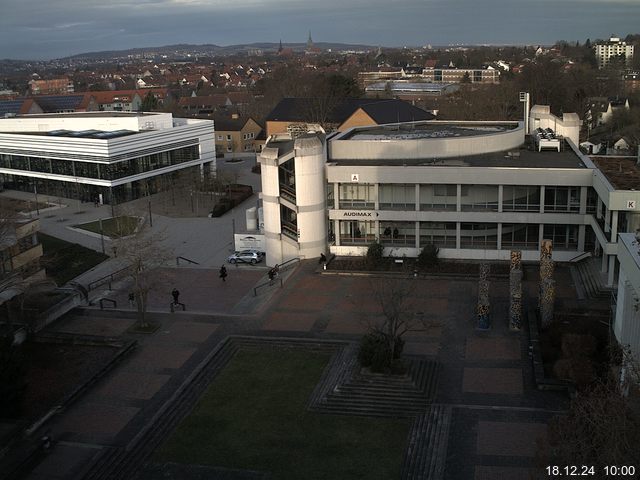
[18,260,581,480]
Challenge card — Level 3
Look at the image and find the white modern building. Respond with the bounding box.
[0,112,215,204]
[614,233,640,361]
[594,36,635,69]
[258,105,640,290]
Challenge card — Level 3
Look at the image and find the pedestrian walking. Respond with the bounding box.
[319,253,327,265]
[219,265,228,282]
[171,288,180,305]
[128,292,135,307]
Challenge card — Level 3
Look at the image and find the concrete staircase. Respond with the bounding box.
[571,258,614,300]
[401,405,452,480]
[308,348,440,418]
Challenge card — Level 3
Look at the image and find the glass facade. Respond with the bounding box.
[501,223,539,249]
[419,222,456,248]
[0,145,199,181]
[502,186,541,212]
[339,220,375,245]
[338,183,375,209]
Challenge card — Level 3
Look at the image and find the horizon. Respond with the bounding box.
[1,0,639,61]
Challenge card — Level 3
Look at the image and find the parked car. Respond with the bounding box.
[227,250,263,265]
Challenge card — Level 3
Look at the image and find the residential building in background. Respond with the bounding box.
[594,36,635,69]
[213,114,263,157]
[28,78,75,95]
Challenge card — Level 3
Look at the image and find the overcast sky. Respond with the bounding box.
[1,0,639,60]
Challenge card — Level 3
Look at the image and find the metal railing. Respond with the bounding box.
[254,276,283,296]
[176,256,200,266]
[88,266,130,291]
[98,298,117,310]
[568,251,592,263]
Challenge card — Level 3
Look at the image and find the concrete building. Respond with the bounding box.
[614,233,640,361]
[594,36,635,69]
[258,105,640,291]
[0,112,215,204]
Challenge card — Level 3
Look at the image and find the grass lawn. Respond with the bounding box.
[155,348,410,479]
[74,215,140,238]
[39,233,109,285]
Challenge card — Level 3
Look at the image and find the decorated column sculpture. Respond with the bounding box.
[477,263,491,330]
[539,239,556,327]
[509,250,523,331]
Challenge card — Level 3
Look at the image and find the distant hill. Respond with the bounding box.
[61,42,377,60]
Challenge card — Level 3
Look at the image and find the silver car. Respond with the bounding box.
[227,250,263,265]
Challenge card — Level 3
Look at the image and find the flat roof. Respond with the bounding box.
[342,122,517,141]
[591,156,640,190]
[329,141,587,169]
[12,111,157,119]
[0,129,140,139]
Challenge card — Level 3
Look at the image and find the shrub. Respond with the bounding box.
[552,357,596,388]
[366,241,384,267]
[358,331,405,373]
[417,243,439,269]
[561,334,597,358]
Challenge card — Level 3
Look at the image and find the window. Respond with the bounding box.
[544,186,580,213]
[461,185,498,211]
[217,135,223,140]
[543,224,578,250]
[501,224,539,249]
[379,184,415,210]
[338,183,375,209]
[380,221,415,246]
[420,184,456,210]
[226,134,232,141]
[503,186,540,212]
[339,220,375,245]
[460,223,498,249]
[419,222,456,248]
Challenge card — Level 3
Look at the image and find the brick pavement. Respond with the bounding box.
[23,262,585,480]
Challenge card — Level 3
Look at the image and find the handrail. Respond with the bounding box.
[176,256,200,266]
[88,265,130,291]
[254,277,283,296]
[278,257,301,271]
[568,251,592,263]
[99,298,117,310]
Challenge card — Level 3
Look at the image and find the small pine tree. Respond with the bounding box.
[366,240,384,267]
[417,243,439,269]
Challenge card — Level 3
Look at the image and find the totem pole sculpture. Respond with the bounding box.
[539,239,556,328]
[477,263,491,330]
[509,250,523,331]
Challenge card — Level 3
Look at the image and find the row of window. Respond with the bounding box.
[332,184,595,213]
[0,146,199,181]
[336,220,580,250]
[216,132,256,141]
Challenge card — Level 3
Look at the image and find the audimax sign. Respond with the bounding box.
[341,211,379,218]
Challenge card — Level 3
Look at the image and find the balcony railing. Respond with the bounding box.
[280,184,296,203]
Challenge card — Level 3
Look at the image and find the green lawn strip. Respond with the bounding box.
[155,347,410,480]
[74,215,139,238]
[39,233,109,285]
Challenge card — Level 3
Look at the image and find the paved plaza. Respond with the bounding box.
[1,169,580,480]
[16,258,578,480]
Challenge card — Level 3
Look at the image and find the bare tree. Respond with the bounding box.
[359,277,441,372]
[113,219,172,329]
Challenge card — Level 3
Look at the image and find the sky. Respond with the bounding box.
[1,0,639,60]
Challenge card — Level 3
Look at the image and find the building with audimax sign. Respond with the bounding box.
[258,104,640,293]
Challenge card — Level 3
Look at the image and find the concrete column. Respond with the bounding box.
[456,222,461,249]
[374,183,379,210]
[335,220,341,246]
[497,223,503,250]
[415,221,420,249]
[596,197,603,220]
[415,184,420,212]
[539,186,545,213]
[611,211,619,240]
[578,225,586,251]
[605,208,611,233]
[538,223,544,251]
[579,186,587,215]
[456,184,462,212]
[333,183,339,210]
[602,252,608,273]
[498,185,503,213]
[608,255,616,287]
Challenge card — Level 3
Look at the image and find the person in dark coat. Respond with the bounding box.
[172,288,180,305]
[219,265,228,282]
[319,253,327,265]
